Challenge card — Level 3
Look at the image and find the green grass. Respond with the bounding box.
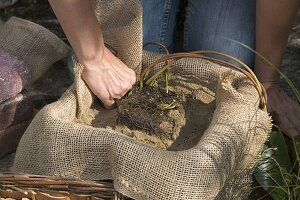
[224,37,300,200]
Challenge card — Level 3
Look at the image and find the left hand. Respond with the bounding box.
[263,82,300,138]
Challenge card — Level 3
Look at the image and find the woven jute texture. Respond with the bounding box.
[92,0,143,74]
[0,17,69,82]
[14,0,272,199]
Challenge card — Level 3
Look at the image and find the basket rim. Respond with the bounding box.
[0,172,118,200]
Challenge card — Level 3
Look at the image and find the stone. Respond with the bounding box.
[0,0,18,9]
[0,50,31,104]
[0,120,31,159]
[0,92,33,130]
[0,153,14,171]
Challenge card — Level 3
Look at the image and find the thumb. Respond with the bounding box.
[102,98,116,109]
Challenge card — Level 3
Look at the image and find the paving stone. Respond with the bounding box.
[0,50,31,104]
[0,0,18,9]
[0,120,31,159]
[0,153,14,172]
[0,92,33,130]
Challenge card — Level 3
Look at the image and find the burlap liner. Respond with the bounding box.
[0,17,69,82]
[13,0,272,199]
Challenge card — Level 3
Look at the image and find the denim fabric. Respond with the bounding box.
[139,0,181,52]
[140,0,256,68]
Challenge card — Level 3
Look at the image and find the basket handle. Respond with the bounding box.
[140,50,267,111]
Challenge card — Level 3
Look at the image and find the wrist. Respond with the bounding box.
[254,64,281,91]
[254,69,279,81]
[79,46,118,71]
[261,80,280,90]
[77,43,106,70]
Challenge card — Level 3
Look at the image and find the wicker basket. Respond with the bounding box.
[0,173,127,200]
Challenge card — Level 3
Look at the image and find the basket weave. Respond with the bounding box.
[0,173,125,200]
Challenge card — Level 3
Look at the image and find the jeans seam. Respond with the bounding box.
[159,0,171,53]
[183,1,191,51]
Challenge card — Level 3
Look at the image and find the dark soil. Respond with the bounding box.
[77,74,215,150]
[117,85,186,147]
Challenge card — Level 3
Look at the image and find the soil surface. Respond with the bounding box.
[76,74,215,150]
[0,2,299,199]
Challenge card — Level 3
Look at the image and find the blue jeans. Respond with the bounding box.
[139,0,256,68]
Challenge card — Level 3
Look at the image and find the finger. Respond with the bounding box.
[111,95,123,100]
[91,84,116,109]
[110,89,129,99]
[278,113,298,138]
[126,68,137,84]
[129,71,137,85]
[113,62,136,83]
[283,95,300,135]
[107,77,131,98]
[288,112,300,136]
[95,92,116,109]
[105,71,134,97]
[285,128,298,138]
[120,83,133,97]
[290,110,300,135]
[102,98,116,109]
[291,101,300,118]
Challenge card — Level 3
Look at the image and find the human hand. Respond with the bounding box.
[263,82,300,138]
[81,47,136,109]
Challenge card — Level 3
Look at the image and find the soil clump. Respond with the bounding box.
[76,74,216,150]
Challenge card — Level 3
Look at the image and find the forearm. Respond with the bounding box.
[49,0,136,109]
[255,0,300,84]
[48,0,104,66]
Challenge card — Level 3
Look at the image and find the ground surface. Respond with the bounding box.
[0,1,299,199]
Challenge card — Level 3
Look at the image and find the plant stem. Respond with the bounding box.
[224,37,300,103]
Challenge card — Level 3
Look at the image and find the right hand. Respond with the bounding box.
[81,47,136,109]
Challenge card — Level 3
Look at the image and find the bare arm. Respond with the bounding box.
[255,0,300,137]
[49,0,105,65]
[255,0,300,83]
[49,0,136,109]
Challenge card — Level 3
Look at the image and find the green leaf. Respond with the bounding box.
[269,130,293,173]
[254,131,293,200]
[254,147,286,200]
[290,138,300,177]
